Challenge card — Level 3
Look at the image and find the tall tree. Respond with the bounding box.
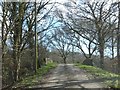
[11,2,27,81]
[61,1,117,68]
[117,2,120,73]
[63,21,97,66]
[34,1,38,73]
[111,1,120,73]
[1,0,58,88]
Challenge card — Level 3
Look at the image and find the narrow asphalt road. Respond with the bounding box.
[28,64,107,89]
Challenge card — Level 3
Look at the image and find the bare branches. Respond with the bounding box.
[55,0,118,67]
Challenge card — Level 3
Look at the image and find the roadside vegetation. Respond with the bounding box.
[1,0,120,89]
[75,64,120,88]
[12,62,57,89]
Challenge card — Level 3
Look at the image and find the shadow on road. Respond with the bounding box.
[18,64,117,90]
[21,77,117,90]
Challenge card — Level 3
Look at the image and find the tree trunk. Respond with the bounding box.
[72,46,74,63]
[99,41,104,69]
[12,50,18,81]
[82,43,93,66]
[97,22,105,69]
[13,54,21,81]
[111,33,114,59]
[12,2,24,81]
[16,53,21,80]
[35,1,38,73]
[2,2,5,78]
[117,2,120,74]
[117,2,120,87]
[63,56,67,64]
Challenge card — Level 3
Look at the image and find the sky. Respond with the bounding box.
[0,0,118,57]
[54,0,118,57]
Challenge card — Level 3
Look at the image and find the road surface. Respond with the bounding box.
[27,64,107,89]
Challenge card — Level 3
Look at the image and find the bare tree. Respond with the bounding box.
[61,1,117,68]
[117,2,120,74]
[50,28,72,64]
[63,22,97,66]
[1,0,57,87]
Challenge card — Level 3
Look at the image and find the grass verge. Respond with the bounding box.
[13,62,57,88]
[75,63,120,88]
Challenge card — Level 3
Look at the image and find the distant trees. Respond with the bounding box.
[50,28,72,64]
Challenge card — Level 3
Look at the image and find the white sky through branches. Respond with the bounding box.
[0,0,118,57]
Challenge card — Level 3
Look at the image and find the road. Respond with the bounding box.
[27,64,107,89]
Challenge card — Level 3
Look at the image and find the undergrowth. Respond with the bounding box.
[13,62,57,88]
[75,63,120,88]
